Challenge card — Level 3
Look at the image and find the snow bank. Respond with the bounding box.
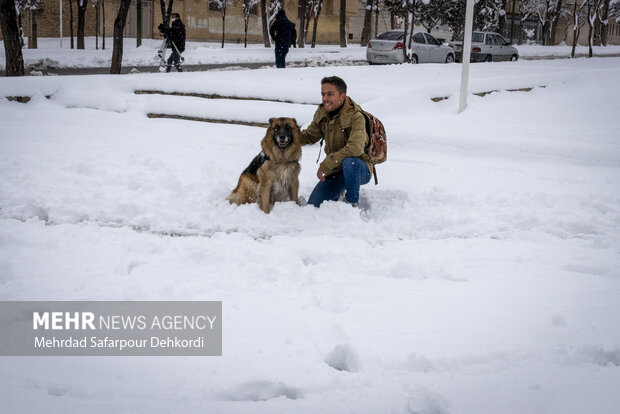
[1,57,619,413]
[2,37,620,71]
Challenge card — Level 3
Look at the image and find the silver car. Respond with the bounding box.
[367,30,455,64]
[449,32,519,62]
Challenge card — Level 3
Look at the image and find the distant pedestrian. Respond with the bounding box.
[269,9,297,69]
[158,13,186,72]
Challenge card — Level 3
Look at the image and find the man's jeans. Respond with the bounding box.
[308,157,371,207]
[275,45,290,68]
[166,50,182,72]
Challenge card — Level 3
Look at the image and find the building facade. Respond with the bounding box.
[3,0,618,46]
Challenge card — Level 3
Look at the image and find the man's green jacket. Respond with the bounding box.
[300,97,372,177]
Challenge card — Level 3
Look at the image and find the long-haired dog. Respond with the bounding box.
[227,117,302,214]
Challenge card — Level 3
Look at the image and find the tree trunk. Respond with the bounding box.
[374,3,379,38]
[136,0,142,47]
[261,0,270,47]
[70,0,74,48]
[509,0,516,43]
[360,0,373,46]
[96,1,100,50]
[402,2,409,61]
[600,0,610,45]
[0,0,25,76]
[17,9,24,47]
[304,5,312,44]
[499,0,507,34]
[29,11,38,49]
[571,0,579,58]
[221,7,226,48]
[339,0,346,47]
[110,0,132,74]
[102,0,106,50]
[549,0,563,45]
[244,12,249,47]
[299,0,307,47]
[311,0,323,47]
[77,0,86,49]
[407,2,415,50]
[587,0,593,57]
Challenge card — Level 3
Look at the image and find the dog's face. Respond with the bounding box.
[269,118,299,149]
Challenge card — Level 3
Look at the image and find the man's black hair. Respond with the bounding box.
[171,13,180,19]
[321,76,347,95]
[276,9,286,18]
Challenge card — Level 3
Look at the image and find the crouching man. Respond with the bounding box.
[300,76,372,207]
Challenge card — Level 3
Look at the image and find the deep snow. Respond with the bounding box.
[0,56,619,413]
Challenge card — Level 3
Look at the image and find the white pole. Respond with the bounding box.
[59,0,63,48]
[458,0,475,113]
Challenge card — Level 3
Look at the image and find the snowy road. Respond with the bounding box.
[1,57,619,413]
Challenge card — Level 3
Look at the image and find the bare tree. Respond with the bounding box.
[374,0,381,38]
[339,0,346,47]
[311,0,324,47]
[571,0,588,57]
[17,0,43,49]
[69,0,74,48]
[110,0,132,73]
[260,0,270,46]
[304,1,313,44]
[586,0,603,56]
[0,0,25,76]
[263,0,282,47]
[361,0,374,46]
[550,0,565,45]
[518,0,565,45]
[386,0,414,61]
[102,0,105,49]
[298,0,308,47]
[210,0,231,48]
[243,0,260,47]
[597,0,610,45]
[93,0,100,50]
[77,0,86,49]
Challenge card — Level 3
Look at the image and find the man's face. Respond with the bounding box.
[321,83,346,113]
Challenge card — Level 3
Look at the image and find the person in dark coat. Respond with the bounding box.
[269,9,296,68]
[158,13,186,72]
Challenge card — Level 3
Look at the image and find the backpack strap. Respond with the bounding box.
[315,138,324,164]
[315,118,327,164]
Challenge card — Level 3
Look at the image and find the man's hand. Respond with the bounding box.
[317,167,326,182]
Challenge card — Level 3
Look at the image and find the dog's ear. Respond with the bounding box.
[291,118,299,128]
[268,118,275,125]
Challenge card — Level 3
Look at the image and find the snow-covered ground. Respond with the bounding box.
[2,37,620,70]
[1,57,619,413]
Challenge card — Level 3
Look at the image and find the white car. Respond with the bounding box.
[449,32,519,62]
[367,30,455,65]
